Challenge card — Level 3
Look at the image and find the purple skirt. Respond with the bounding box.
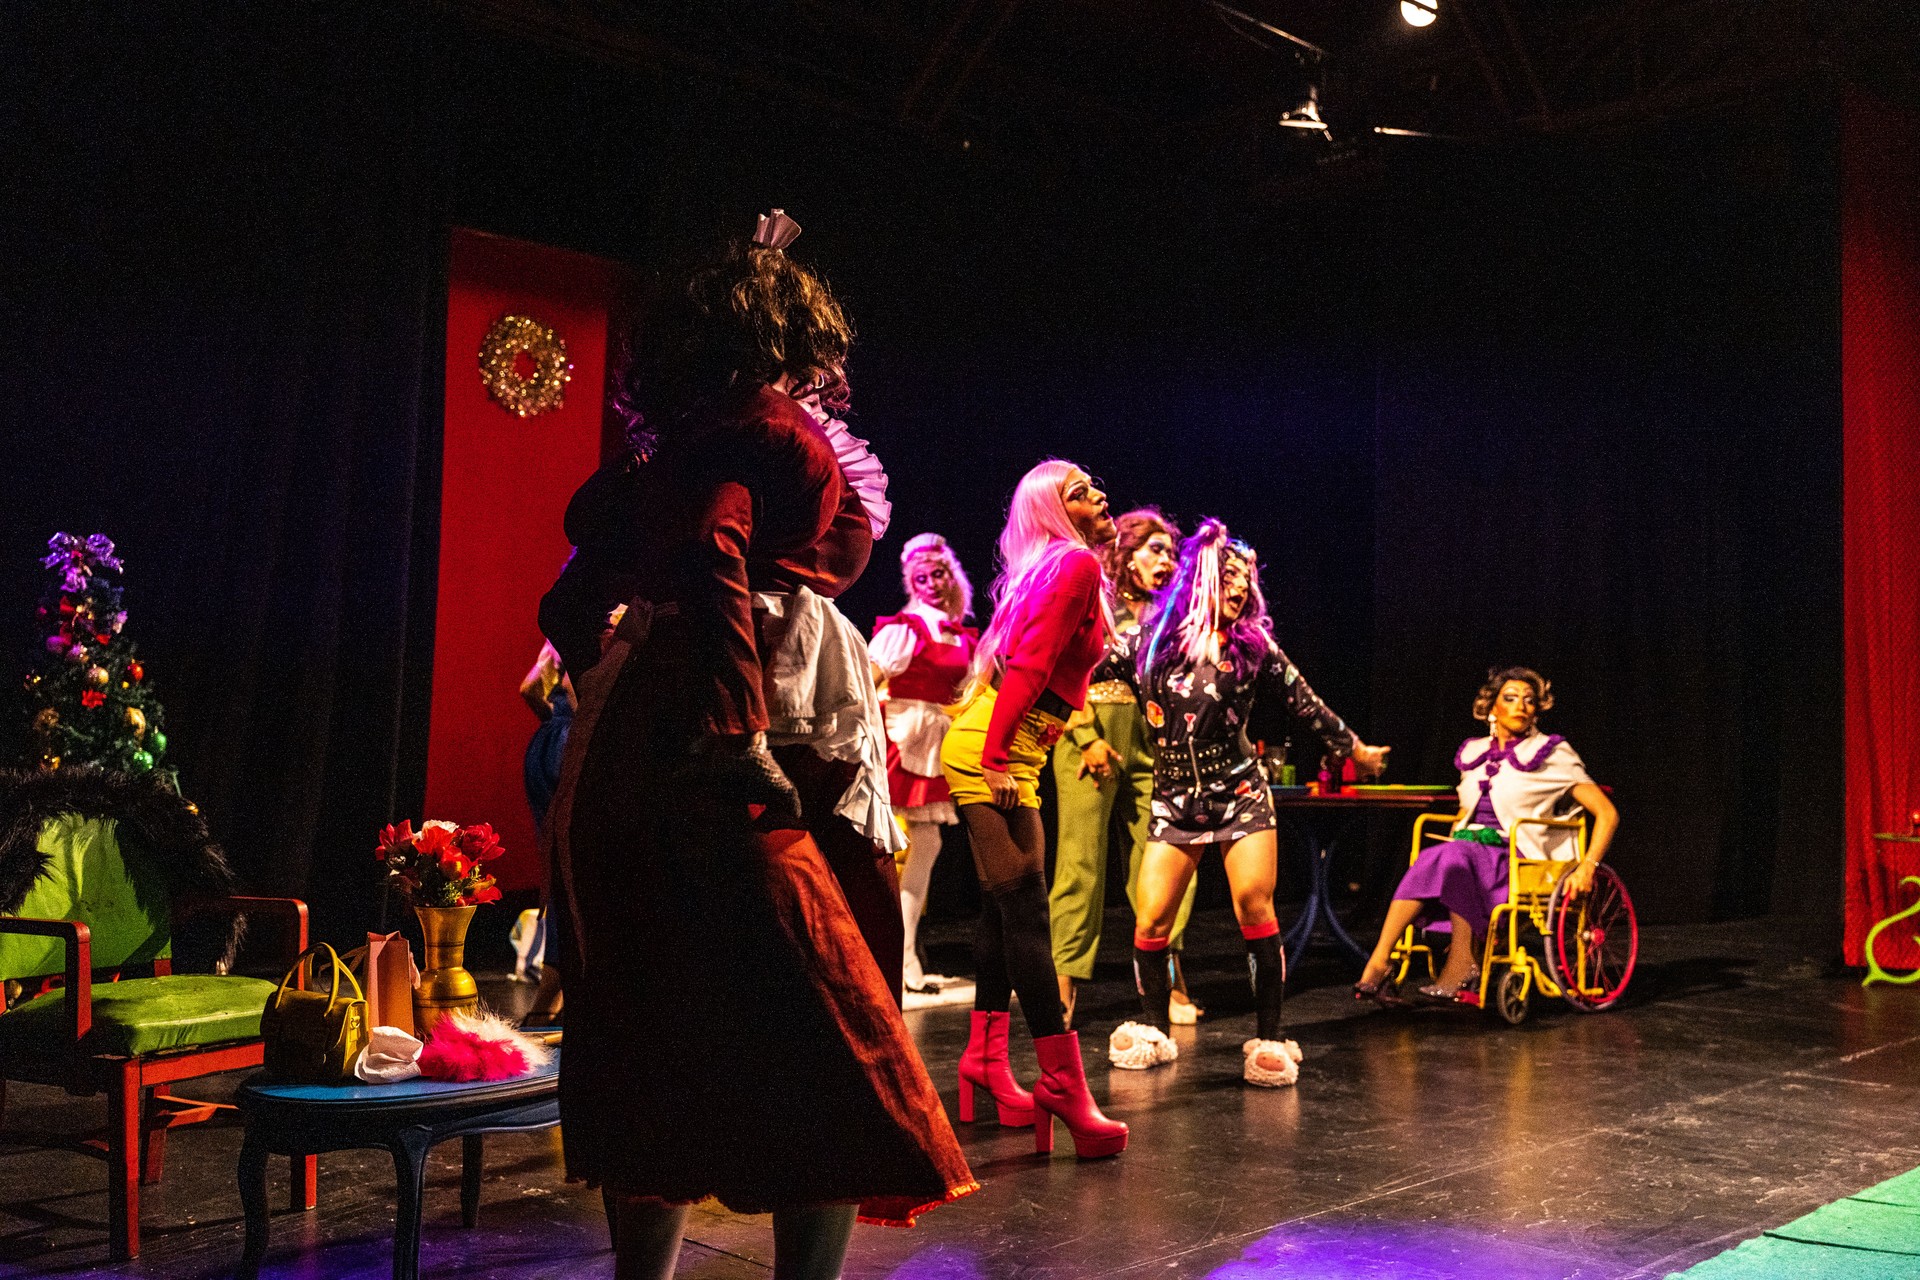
[1393,837,1507,937]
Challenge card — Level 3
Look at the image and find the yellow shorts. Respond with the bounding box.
[940,685,1066,811]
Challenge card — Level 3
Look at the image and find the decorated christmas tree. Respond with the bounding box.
[21,533,170,775]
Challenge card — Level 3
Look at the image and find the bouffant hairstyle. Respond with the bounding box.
[1472,666,1555,721]
[616,239,853,455]
[1103,507,1181,595]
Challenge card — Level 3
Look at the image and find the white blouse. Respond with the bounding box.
[1453,731,1594,861]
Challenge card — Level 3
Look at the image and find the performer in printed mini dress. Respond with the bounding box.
[1109,519,1390,1087]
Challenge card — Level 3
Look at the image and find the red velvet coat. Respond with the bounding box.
[540,386,973,1223]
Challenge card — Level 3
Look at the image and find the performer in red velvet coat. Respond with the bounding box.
[540,214,973,1280]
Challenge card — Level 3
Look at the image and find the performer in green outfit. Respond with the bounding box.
[1050,508,1200,1027]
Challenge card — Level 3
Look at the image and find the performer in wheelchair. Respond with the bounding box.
[1353,666,1619,1005]
[1110,519,1389,1087]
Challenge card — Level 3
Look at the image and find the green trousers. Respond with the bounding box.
[1049,701,1196,980]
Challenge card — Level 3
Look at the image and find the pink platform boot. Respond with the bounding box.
[957,1010,1035,1127]
[1032,1031,1128,1158]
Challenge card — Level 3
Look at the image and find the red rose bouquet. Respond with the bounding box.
[376,820,505,908]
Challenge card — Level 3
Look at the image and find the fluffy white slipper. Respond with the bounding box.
[1108,1020,1179,1070]
[1242,1038,1301,1088]
[1168,991,1202,1025]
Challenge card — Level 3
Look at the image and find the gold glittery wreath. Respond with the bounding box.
[478,314,572,418]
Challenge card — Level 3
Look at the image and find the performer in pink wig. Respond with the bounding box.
[940,460,1130,1159]
[870,534,978,995]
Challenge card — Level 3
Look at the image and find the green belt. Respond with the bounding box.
[1454,825,1506,847]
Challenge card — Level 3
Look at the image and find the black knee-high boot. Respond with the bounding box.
[1244,928,1287,1041]
[990,871,1066,1039]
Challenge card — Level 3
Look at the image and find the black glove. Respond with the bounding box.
[679,731,802,819]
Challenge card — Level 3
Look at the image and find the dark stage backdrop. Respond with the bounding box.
[2,7,451,941]
[1,4,1844,946]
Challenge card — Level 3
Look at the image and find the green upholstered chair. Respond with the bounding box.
[0,807,311,1261]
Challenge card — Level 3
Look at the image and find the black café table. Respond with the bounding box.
[236,1050,560,1280]
[1272,786,1457,967]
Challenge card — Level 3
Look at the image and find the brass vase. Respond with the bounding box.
[413,904,480,1034]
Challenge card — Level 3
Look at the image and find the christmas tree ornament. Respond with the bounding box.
[20,531,170,776]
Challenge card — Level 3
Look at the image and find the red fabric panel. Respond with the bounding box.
[1843,94,1920,966]
[426,229,622,892]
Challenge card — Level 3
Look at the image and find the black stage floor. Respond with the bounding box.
[0,914,1909,1279]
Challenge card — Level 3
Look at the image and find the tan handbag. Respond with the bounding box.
[260,943,370,1083]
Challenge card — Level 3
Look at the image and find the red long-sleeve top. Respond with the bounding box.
[982,547,1108,772]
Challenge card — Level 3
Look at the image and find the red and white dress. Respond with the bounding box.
[870,602,977,825]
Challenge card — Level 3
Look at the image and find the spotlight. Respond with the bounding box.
[1400,0,1437,27]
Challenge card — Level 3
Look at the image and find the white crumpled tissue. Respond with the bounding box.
[354,1025,426,1084]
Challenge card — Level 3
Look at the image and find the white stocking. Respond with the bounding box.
[901,820,943,987]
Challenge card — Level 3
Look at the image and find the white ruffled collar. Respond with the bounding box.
[798,396,891,540]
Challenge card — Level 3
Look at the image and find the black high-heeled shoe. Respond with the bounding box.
[1352,978,1407,1007]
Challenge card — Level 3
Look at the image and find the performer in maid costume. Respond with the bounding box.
[870,534,978,996]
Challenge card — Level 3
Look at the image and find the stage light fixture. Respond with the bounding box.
[1278,82,1329,131]
[1400,0,1437,27]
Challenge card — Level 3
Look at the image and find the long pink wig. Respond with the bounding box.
[972,459,1112,684]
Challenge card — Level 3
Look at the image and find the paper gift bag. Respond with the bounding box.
[361,931,420,1037]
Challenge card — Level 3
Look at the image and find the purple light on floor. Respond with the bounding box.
[884,1244,995,1279]
[1203,1219,1605,1279]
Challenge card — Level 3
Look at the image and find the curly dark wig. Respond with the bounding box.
[615,240,853,456]
[1472,666,1555,721]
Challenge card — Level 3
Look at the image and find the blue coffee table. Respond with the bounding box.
[235,1051,560,1280]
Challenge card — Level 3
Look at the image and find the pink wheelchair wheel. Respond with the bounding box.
[1546,864,1637,1012]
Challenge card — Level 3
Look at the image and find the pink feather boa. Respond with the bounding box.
[417,1010,552,1082]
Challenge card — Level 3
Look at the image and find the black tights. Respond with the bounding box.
[960,804,1066,1040]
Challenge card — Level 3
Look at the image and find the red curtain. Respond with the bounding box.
[425,229,624,892]
[1843,92,1920,966]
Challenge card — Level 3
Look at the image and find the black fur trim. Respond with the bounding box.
[0,766,237,916]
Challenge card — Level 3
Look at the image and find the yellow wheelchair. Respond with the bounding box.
[1389,811,1637,1024]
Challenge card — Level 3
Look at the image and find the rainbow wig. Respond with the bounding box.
[900,532,974,619]
[1138,518,1275,683]
[973,459,1113,685]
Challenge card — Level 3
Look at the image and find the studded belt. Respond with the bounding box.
[1085,679,1137,705]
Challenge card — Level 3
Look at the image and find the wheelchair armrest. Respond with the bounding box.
[174,895,311,970]
[1409,811,1466,860]
[1507,816,1588,863]
[0,917,93,1040]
